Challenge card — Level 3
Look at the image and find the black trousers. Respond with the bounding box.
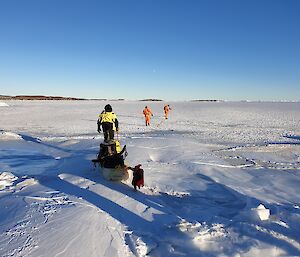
[102,122,114,142]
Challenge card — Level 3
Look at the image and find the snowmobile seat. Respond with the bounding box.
[99,141,117,156]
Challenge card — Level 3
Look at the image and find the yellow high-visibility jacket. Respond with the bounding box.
[115,140,121,153]
[98,111,118,131]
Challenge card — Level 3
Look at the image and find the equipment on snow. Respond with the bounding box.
[92,140,129,181]
[127,164,144,191]
[92,127,144,190]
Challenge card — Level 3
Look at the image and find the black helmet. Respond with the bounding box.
[104,104,112,112]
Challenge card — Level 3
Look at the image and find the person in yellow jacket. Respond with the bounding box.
[97,104,119,142]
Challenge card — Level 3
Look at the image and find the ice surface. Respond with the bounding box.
[0,100,299,257]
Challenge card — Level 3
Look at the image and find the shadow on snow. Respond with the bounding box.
[1,133,300,256]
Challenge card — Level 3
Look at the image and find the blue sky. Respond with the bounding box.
[0,0,299,101]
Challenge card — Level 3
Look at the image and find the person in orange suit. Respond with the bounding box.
[164,104,171,119]
[143,106,153,126]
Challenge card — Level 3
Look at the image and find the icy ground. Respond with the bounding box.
[0,100,300,257]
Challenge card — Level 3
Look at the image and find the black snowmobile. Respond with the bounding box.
[92,140,129,181]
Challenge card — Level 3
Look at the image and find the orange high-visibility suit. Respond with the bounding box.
[143,106,153,126]
[164,105,170,119]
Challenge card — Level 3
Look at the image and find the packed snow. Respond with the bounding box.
[0,102,9,107]
[0,100,299,257]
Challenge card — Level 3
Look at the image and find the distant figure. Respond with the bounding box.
[127,164,144,191]
[164,104,171,119]
[143,106,153,126]
[97,104,119,142]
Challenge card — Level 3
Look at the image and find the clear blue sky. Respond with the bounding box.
[0,0,299,101]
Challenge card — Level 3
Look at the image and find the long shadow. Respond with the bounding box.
[0,153,53,161]
[2,135,300,256]
[39,152,300,256]
[19,133,97,155]
[124,130,192,139]
[85,171,172,215]
[19,133,74,153]
[37,175,154,233]
[0,133,95,175]
[36,166,204,256]
[283,135,300,141]
[269,141,300,146]
[267,133,300,145]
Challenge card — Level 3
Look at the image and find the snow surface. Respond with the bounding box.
[0,102,9,107]
[0,100,300,257]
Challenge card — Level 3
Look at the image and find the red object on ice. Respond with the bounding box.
[132,164,144,190]
[136,176,144,188]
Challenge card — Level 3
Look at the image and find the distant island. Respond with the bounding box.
[0,95,165,101]
[0,95,112,101]
[0,95,224,102]
[139,99,163,101]
[191,99,221,102]
[0,95,86,100]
